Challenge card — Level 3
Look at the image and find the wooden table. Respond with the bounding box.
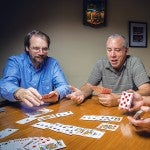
[0,96,150,150]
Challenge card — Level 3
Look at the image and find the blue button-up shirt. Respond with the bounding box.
[0,53,71,101]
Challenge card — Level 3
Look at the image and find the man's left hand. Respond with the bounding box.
[42,91,59,103]
[98,93,119,107]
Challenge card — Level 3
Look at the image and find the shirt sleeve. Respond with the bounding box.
[0,57,20,101]
[131,57,150,87]
[87,60,102,85]
[51,61,71,100]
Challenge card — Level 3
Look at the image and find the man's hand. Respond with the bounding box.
[98,93,119,107]
[66,86,85,104]
[127,91,144,112]
[14,87,43,107]
[127,106,150,132]
[42,91,59,103]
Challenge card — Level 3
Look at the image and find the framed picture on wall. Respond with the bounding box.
[83,0,107,28]
[129,21,147,47]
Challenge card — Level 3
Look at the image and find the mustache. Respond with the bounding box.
[35,55,46,59]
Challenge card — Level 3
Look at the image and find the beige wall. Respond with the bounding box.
[0,0,150,88]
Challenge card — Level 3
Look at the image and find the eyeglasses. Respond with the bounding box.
[29,47,49,52]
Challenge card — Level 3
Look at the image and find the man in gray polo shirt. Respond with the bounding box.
[67,34,150,107]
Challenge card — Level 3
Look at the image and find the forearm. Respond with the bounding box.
[0,82,19,101]
[137,83,150,96]
[55,85,71,100]
[80,83,93,99]
[142,96,150,106]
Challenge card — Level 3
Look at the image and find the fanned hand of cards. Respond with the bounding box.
[91,85,112,95]
[133,110,145,120]
[0,137,66,150]
[42,93,53,99]
[42,93,58,103]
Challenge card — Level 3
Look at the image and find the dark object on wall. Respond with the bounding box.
[83,0,107,28]
[129,21,147,48]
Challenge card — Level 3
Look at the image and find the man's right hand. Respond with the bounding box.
[98,93,119,107]
[128,91,144,112]
[14,87,44,107]
[127,106,150,132]
[66,86,85,104]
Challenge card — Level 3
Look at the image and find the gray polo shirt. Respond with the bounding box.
[88,55,150,93]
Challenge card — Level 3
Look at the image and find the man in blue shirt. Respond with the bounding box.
[0,30,71,107]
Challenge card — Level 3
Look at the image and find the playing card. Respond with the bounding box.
[97,116,111,122]
[80,115,123,122]
[97,116,123,122]
[0,107,5,112]
[80,115,99,121]
[59,124,75,135]
[49,123,64,132]
[25,137,53,150]
[55,140,66,149]
[55,111,73,117]
[0,136,66,150]
[39,139,66,150]
[32,121,51,129]
[37,114,56,121]
[16,117,36,124]
[0,141,12,150]
[91,85,112,95]
[42,93,54,99]
[108,116,123,122]
[97,123,119,131]
[7,138,32,150]
[133,110,145,120]
[25,108,53,117]
[82,128,105,139]
[22,137,41,149]
[119,91,133,110]
[0,128,19,139]
[72,127,87,136]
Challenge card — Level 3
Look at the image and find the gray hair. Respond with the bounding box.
[107,34,129,48]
